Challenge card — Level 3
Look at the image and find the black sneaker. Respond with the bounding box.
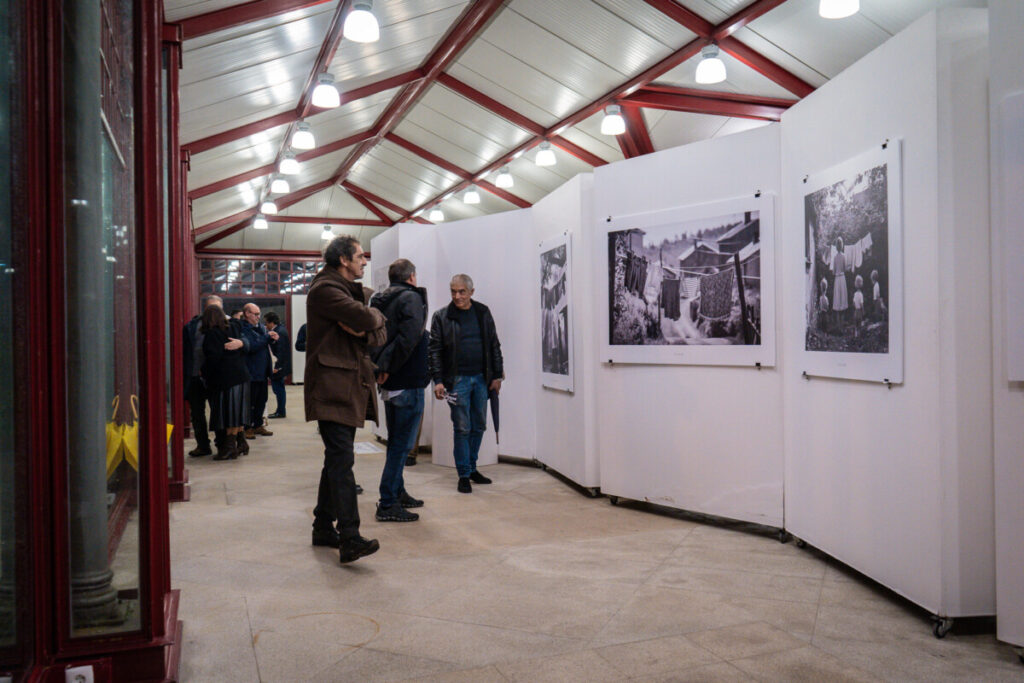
[268,412,286,419]
[405,455,417,466]
[399,491,424,508]
[469,471,492,485]
[457,477,472,493]
[339,536,380,563]
[312,528,340,548]
[376,504,419,522]
[188,445,212,457]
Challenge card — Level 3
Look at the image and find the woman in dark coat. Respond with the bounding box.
[201,305,251,459]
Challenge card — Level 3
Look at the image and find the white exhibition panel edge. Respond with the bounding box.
[989,0,1024,648]
[592,124,785,528]
[532,175,600,488]
[599,194,777,368]
[369,227,401,441]
[781,9,994,616]
[290,294,307,384]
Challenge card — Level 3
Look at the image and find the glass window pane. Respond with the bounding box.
[64,0,140,636]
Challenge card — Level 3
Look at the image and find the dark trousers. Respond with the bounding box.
[379,388,424,508]
[313,421,360,540]
[249,379,268,428]
[270,374,286,415]
[186,377,225,448]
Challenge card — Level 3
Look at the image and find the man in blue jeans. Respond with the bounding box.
[428,274,504,493]
[370,259,429,521]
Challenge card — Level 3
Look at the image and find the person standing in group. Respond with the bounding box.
[369,259,428,522]
[264,311,291,419]
[429,274,503,494]
[305,235,386,564]
[200,305,250,460]
[241,303,275,439]
[183,295,225,457]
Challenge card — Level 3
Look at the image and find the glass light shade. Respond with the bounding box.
[428,208,444,222]
[535,141,556,167]
[495,167,514,188]
[279,152,300,175]
[321,226,334,241]
[291,122,315,150]
[695,45,727,84]
[343,3,380,43]
[270,176,290,194]
[252,214,268,230]
[463,186,481,204]
[819,0,859,18]
[600,105,626,135]
[260,200,278,214]
[311,73,340,109]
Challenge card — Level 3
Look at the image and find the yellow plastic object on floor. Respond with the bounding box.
[105,396,126,478]
[122,395,174,472]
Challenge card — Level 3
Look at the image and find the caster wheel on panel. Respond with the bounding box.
[932,617,953,639]
[778,530,791,544]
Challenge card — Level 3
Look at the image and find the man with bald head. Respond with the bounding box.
[241,302,276,439]
[428,274,504,493]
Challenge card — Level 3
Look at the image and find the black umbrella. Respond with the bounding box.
[488,387,500,444]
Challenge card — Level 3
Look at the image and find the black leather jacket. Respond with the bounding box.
[428,301,504,390]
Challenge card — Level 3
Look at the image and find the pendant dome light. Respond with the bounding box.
[600,104,626,135]
[270,175,290,195]
[260,199,278,214]
[495,166,514,188]
[343,2,380,43]
[819,0,859,19]
[252,214,268,230]
[463,185,481,204]
[321,225,334,241]
[291,121,316,150]
[695,44,727,84]
[535,141,556,167]
[428,208,445,222]
[311,72,340,109]
[279,151,300,175]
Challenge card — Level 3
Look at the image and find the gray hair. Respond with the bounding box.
[324,235,361,268]
[388,258,416,284]
[204,295,223,309]
[450,273,474,290]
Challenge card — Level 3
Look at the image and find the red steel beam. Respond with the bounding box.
[718,36,814,98]
[266,215,390,226]
[188,129,375,200]
[549,137,608,168]
[180,0,333,39]
[711,0,788,40]
[385,133,531,208]
[621,105,655,156]
[341,181,410,218]
[196,248,325,258]
[641,0,714,36]
[193,208,258,238]
[348,190,394,223]
[331,0,506,186]
[621,88,793,121]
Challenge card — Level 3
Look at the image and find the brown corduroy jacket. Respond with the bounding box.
[303,266,386,427]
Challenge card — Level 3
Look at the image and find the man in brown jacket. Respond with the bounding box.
[305,235,387,564]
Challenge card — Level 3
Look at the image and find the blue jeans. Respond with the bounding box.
[270,374,286,414]
[449,374,488,478]
[379,388,424,507]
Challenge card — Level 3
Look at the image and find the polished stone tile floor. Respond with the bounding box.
[173,391,1023,682]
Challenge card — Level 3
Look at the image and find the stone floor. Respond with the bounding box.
[172,389,1023,682]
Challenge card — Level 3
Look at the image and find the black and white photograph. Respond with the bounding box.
[800,142,903,383]
[539,233,573,392]
[601,196,776,367]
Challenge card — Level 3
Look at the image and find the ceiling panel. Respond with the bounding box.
[444,62,562,128]
[644,108,735,151]
[166,0,255,22]
[592,0,700,47]
[280,187,377,219]
[367,141,463,194]
[192,178,266,229]
[414,84,533,154]
[187,124,290,190]
[306,87,401,142]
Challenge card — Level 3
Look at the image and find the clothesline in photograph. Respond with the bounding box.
[828,231,874,272]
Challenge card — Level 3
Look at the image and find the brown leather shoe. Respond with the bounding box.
[244,428,256,439]
[255,426,274,436]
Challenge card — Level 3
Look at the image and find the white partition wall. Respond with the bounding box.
[781,10,993,617]
[369,228,401,441]
[531,175,599,488]
[989,0,1024,648]
[592,124,785,527]
[290,294,307,383]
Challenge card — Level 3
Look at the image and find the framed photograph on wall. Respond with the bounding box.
[800,141,903,383]
[600,194,776,366]
[539,233,573,392]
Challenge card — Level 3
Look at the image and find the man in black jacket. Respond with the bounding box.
[370,259,428,522]
[428,274,503,493]
[183,295,225,456]
[264,311,291,418]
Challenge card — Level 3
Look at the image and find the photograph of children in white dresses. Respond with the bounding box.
[609,210,762,346]
[540,242,570,375]
[805,160,889,353]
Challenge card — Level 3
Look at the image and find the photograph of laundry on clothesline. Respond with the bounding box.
[608,210,762,347]
[805,160,890,354]
[540,243,570,376]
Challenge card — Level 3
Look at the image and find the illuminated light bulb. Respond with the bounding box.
[428,208,444,222]
[495,167,513,188]
[535,141,556,167]
[321,225,334,241]
[291,121,315,150]
[463,185,481,204]
[600,104,626,135]
[695,44,727,84]
[279,151,300,175]
[260,200,278,214]
[270,175,290,194]
[311,72,340,109]
[343,2,380,43]
[819,0,859,19]
[252,214,268,230]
